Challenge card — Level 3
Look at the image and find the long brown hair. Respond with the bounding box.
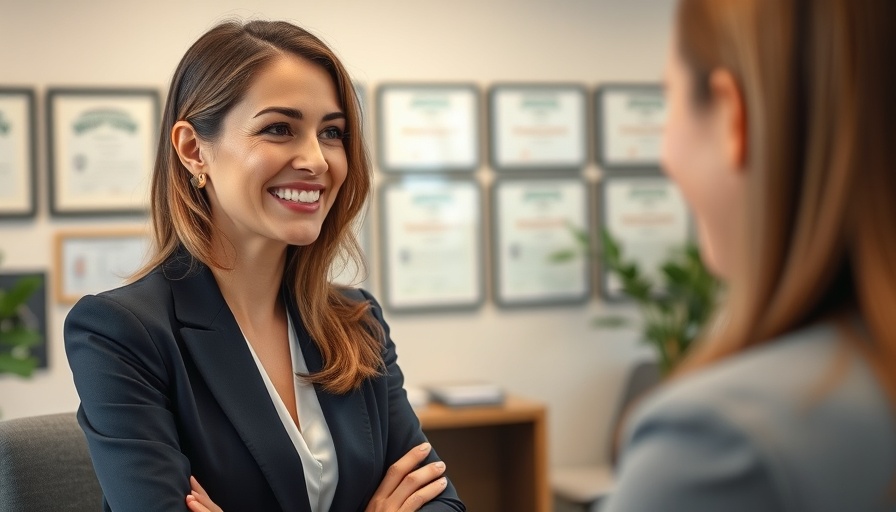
[673,0,896,408]
[134,20,383,394]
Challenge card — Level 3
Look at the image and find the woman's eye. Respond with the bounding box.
[262,123,292,136]
[320,127,345,140]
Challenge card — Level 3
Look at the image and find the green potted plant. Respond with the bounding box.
[0,255,43,378]
[554,229,721,374]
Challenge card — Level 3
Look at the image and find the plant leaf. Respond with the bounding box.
[0,327,42,347]
[0,276,42,318]
[591,315,630,328]
[600,229,621,263]
[0,353,38,377]
[549,249,579,263]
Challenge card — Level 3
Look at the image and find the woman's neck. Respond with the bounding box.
[209,238,288,326]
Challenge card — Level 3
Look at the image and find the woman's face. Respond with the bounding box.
[661,34,746,279]
[200,54,348,252]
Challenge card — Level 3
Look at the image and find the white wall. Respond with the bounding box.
[0,0,673,469]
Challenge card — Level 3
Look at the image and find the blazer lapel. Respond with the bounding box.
[168,257,311,512]
[285,289,379,510]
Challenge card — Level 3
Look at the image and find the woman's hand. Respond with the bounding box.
[186,476,223,512]
[365,442,448,512]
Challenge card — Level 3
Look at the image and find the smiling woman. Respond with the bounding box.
[63,19,464,512]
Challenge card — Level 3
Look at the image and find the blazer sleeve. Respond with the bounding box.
[64,294,191,512]
[599,401,785,512]
[360,289,466,512]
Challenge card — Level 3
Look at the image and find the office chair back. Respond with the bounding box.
[608,360,661,463]
[0,412,103,512]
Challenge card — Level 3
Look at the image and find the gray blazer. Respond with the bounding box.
[601,323,896,512]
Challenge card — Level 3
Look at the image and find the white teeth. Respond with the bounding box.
[274,188,320,204]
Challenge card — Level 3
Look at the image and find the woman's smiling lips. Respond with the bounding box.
[269,183,324,212]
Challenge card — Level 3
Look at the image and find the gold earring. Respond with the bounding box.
[190,173,207,189]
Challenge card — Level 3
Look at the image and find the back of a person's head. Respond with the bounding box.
[674,0,896,402]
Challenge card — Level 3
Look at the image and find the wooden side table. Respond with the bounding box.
[416,395,549,512]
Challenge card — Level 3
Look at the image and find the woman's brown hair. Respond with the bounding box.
[672,0,896,407]
[134,19,383,394]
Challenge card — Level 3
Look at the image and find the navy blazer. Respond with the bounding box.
[64,253,464,512]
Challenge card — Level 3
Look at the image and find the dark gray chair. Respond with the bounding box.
[552,360,662,512]
[0,412,103,512]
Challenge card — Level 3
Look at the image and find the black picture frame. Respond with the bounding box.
[46,87,160,217]
[0,88,38,219]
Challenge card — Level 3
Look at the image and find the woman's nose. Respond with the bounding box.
[291,134,328,175]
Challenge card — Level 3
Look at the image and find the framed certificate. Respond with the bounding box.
[489,84,588,171]
[47,88,160,216]
[379,179,484,312]
[54,229,151,304]
[0,89,37,219]
[377,84,480,173]
[595,84,666,170]
[600,175,691,300]
[492,177,591,307]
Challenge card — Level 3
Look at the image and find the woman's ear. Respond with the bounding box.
[171,121,206,173]
[709,69,748,171]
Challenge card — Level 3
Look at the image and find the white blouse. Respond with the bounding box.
[242,313,338,512]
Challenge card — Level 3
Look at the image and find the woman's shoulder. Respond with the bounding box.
[67,264,181,328]
[91,266,171,304]
[623,323,896,510]
[634,323,889,421]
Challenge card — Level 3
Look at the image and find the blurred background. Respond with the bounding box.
[0,0,674,482]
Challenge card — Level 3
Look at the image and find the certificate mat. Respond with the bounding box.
[596,85,666,168]
[380,180,483,311]
[601,176,690,299]
[494,178,590,305]
[48,89,159,215]
[55,230,150,304]
[377,85,479,172]
[0,89,36,217]
[490,85,587,170]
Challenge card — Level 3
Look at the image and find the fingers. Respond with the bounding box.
[186,494,210,512]
[371,442,434,500]
[397,475,449,512]
[190,476,206,495]
[365,442,451,512]
[186,476,222,512]
[390,460,447,510]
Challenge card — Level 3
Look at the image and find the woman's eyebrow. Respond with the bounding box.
[254,106,302,119]
[253,107,346,121]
